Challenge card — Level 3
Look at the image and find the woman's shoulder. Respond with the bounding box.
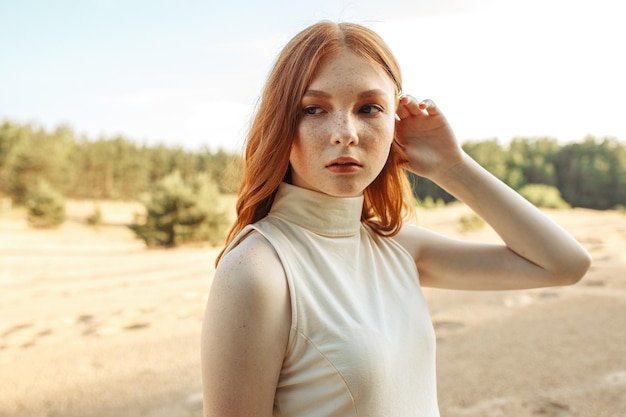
[213,230,287,303]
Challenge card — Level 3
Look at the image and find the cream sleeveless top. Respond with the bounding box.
[225,183,440,416]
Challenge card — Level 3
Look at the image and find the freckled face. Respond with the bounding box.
[289,50,397,197]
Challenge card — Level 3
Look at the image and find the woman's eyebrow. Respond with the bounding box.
[358,89,388,100]
[303,89,331,98]
[303,89,388,99]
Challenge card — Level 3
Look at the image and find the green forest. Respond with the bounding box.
[1,119,625,244]
[412,135,626,211]
[2,119,626,209]
[0,120,242,203]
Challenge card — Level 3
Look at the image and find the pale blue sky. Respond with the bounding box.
[1,0,624,151]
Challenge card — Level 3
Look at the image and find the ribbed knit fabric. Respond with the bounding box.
[224,183,440,416]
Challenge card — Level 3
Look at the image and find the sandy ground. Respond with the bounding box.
[0,201,625,417]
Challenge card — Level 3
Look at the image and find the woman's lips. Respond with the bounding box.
[326,157,362,173]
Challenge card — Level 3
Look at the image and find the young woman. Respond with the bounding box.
[201,21,591,416]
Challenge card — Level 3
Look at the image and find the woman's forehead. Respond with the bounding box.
[307,50,396,93]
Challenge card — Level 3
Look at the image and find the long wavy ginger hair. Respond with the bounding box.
[216,21,414,265]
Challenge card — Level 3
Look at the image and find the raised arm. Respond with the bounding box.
[393,96,591,290]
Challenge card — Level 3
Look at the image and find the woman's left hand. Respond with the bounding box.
[395,96,465,181]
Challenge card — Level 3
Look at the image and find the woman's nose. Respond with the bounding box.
[331,113,359,146]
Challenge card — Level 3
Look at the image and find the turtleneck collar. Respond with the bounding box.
[268,183,364,237]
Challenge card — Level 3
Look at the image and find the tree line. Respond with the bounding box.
[412,136,626,210]
[0,120,241,205]
[1,119,625,211]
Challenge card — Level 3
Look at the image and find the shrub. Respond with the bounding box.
[614,204,626,214]
[26,180,66,228]
[458,213,486,232]
[518,184,570,209]
[86,203,103,226]
[418,196,446,209]
[129,171,228,247]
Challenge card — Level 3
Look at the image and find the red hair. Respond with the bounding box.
[217,21,413,265]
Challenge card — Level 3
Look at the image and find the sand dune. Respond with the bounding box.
[0,202,624,417]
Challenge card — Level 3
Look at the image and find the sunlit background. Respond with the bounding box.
[2,2,626,416]
[1,0,624,152]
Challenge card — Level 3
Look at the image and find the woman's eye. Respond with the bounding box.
[360,104,383,114]
[303,106,324,115]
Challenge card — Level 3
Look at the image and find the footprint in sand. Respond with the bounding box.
[451,397,574,417]
[76,314,101,336]
[2,323,33,336]
[1,322,54,349]
[531,399,573,417]
[76,312,150,336]
[123,322,150,331]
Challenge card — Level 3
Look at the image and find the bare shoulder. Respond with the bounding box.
[213,230,288,301]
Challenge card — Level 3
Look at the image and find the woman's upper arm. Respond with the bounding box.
[395,224,578,291]
[201,232,291,417]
